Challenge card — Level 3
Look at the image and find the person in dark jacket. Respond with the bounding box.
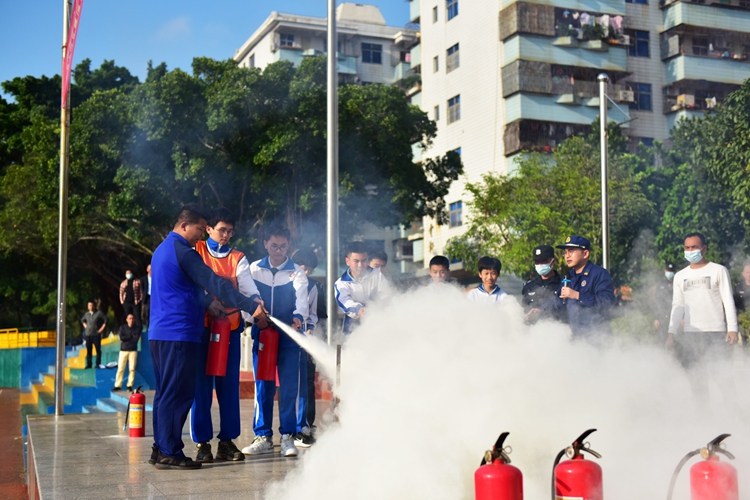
[522,245,564,323]
[114,313,140,391]
[148,203,266,470]
[81,301,107,369]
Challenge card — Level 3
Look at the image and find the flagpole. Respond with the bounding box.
[55,0,73,416]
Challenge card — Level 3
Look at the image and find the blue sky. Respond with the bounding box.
[0,0,411,99]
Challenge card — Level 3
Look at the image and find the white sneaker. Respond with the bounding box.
[280,434,299,457]
[242,435,274,455]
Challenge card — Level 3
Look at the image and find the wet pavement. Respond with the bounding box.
[27,399,332,499]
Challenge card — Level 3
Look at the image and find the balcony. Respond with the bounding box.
[661,0,750,12]
[411,43,421,67]
[663,2,750,34]
[502,60,631,100]
[393,61,412,81]
[504,119,592,156]
[273,48,358,75]
[503,34,628,71]
[662,80,737,113]
[500,3,627,42]
[504,92,629,125]
[500,0,626,16]
[665,55,749,84]
[666,109,705,130]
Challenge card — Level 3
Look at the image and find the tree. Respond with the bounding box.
[444,124,654,285]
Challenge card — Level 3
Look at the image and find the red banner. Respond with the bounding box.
[61,0,84,109]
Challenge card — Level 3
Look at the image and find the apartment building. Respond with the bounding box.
[410,0,750,264]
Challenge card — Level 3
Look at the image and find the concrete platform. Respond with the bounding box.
[27,399,332,499]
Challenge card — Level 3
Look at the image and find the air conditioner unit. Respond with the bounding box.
[619,35,632,45]
[616,90,635,102]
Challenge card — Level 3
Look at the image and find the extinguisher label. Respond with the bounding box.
[259,342,265,351]
[556,497,586,500]
[129,404,144,428]
[211,333,220,342]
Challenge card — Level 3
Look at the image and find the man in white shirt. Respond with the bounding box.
[666,232,738,408]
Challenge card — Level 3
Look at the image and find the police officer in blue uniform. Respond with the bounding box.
[541,236,616,340]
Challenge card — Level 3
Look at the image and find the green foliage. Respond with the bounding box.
[0,57,461,328]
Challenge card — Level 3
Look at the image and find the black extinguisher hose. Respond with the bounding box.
[551,448,567,500]
[666,449,700,500]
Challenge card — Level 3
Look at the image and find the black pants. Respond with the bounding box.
[86,335,102,368]
[141,300,150,327]
[123,302,141,326]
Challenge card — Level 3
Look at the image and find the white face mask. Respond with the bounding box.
[535,263,553,276]
[665,271,675,280]
[126,273,133,280]
[684,250,702,264]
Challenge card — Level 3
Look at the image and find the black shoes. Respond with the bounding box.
[153,451,202,470]
[195,442,213,463]
[112,387,121,392]
[294,432,316,448]
[148,446,158,465]
[126,386,133,391]
[216,440,245,461]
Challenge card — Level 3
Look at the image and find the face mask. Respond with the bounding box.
[665,272,675,280]
[684,250,702,264]
[535,263,552,276]
[126,273,133,280]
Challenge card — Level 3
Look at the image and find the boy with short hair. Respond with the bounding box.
[428,256,451,286]
[467,256,507,303]
[369,251,389,276]
[243,226,310,458]
[190,207,265,463]
[290,247,325,447]
[334,241,391,334]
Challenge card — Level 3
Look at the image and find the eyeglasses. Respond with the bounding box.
[213,228,234,237]
[270,244,288,252]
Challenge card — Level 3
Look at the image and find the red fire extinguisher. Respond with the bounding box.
[256,327,279,381]
[475,432,523,500]
[125,386,146,438]
[667,433,738,500]
[552,429,603,500]
[206,316,231,376]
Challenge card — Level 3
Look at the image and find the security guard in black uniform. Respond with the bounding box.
[652,262,676,342]
[522,245,564,323]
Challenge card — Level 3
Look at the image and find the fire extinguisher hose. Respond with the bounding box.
[666,433,734,500]
[551,429,600,500]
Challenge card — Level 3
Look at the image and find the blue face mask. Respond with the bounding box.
[535,263,552,276]
[665,272,675,280]
[684,250,703,264]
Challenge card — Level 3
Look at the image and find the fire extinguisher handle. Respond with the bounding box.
[480,432,512,466]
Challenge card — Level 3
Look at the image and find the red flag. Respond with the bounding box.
[61,0,84,109]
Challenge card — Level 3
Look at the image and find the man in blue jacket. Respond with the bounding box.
[529,236,615,340]
[148,203,264,470]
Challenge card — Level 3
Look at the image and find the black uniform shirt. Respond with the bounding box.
[522,270,562,318]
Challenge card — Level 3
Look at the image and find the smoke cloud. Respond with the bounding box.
[267,285,749,499]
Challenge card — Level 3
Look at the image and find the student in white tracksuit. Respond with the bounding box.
[334,241,391,334]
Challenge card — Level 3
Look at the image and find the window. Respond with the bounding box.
[432,6,438,22]
[448,95,461,123]
[637,137,654,147]
[433,55,439,72]
[692,37,708,56]
[361,43,383,64]
[446,43,460,73]
[449,201,463,227]
[629,83,652,111]
[280,33,295,48]
[249,54,255,68]
[627,30,650,57]
[447,0,459,20]
[625,0,648,4]
[434,105,440,121]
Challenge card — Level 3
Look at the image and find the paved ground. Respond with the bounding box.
[0,389,28,500]
[27,399,332,499]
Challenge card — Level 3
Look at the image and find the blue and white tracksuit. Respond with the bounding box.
[334,267,391,334]
[467,284,508,304]
[190,238,261,444]
[249,256,309,437]
[149,232,260,459]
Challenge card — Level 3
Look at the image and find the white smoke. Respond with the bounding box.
[267,285,749,499]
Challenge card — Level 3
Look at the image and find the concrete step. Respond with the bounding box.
[108,390,153,411]
[96,398,128,413]
[82,405,105,414]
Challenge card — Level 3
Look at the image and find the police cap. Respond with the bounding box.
[665,262,676,271]
[532,245,555,262]
[556,235,591,250]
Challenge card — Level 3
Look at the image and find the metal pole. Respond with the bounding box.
[55,0,72,415]
[598,73,609,271]
[325,0,339,349]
